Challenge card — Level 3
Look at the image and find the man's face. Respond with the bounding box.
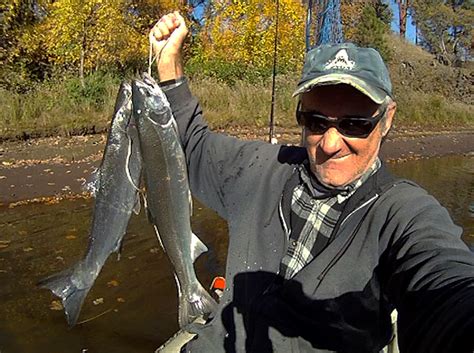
[300,84,395,188]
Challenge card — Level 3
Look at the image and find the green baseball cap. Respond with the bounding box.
[293,43,393,104]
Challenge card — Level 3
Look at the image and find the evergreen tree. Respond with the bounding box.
[411,0,473,65]
[351,4,392,61]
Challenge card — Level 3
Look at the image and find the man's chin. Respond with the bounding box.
[313,168,351,189]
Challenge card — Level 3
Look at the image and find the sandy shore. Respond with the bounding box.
[1,128,473,206]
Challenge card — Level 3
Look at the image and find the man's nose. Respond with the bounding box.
[319,127,344,155]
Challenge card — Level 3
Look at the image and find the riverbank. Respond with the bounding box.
[1,128,473,207]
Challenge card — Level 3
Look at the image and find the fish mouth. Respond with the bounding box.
[133,75,169,111]
[132,75,173,127]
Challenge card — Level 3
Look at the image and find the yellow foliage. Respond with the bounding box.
[38,0,149,72]
[199,0,306,71]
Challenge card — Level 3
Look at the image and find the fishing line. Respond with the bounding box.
[125,131,140,192]
[148,24,172,76]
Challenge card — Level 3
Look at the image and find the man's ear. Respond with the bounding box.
[382,101,397,137]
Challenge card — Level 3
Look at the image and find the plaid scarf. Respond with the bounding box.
[279,159,381,279]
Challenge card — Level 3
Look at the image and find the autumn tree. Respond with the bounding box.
[1,0,51,88]
[193,0,306,81]
[1,0,192,89]
[40,0,153,86]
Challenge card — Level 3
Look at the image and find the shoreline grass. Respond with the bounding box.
[1,74,472,142]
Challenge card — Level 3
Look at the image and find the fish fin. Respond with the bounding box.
[38,267,91,327]
[132,193,141,215]
[178,282,217,330]
[190,232,207,263]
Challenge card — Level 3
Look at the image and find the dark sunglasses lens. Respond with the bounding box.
[339,119,374,137]
[298,111,378,137]
[309,117,330,134]
[300,114,329,134]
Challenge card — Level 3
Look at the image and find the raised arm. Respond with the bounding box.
[381,185,474,353]
[149,11,187,82]
[148,12,286,220]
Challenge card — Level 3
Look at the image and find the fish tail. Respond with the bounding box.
[179,282,217,329]
[38,267,92,327]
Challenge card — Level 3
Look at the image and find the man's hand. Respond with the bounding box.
[149,11,188,82]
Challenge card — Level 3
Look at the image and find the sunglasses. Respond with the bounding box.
[296,103,387,138]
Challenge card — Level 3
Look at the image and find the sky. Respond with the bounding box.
[388,0,418,43]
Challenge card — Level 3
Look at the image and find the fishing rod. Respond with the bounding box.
[306,0,314,51]
[268,0,280,144]
[268,0,343,144]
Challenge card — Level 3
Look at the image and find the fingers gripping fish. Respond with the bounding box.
[132,73,217,329]
[38,82,143,326]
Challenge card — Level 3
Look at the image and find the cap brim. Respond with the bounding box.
[292,73,388,104]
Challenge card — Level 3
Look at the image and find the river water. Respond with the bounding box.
[0,155,472,353]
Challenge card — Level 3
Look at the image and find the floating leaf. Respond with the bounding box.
[50,300,63,311]
[0,176,6,179]
[65,235,77,240]
[107,280,119,287]
[92,298,104,305]
[23,247,34,252]
[116,297,125,303]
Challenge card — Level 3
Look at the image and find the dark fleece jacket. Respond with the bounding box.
[164,80,474,353]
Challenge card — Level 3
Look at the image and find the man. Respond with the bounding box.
[150,12,474,353]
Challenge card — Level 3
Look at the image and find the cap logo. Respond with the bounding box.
[324,49,355,71]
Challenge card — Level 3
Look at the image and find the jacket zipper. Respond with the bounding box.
[279,195,291,239]
[316,194,380,284]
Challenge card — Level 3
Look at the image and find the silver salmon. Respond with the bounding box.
[132,73,216,329]
[38,82,142,326]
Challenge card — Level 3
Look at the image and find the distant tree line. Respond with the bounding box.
[1,0,472,92]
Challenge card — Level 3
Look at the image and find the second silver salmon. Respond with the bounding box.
[132,74,217,329]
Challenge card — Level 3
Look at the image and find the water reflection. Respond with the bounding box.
[0,155,472,352]
[0,199,228,353]
[388,154,473,245]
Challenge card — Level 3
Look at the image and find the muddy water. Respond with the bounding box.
[0,155,473,353]
[389,155,474,248]
[0,200,228,353]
